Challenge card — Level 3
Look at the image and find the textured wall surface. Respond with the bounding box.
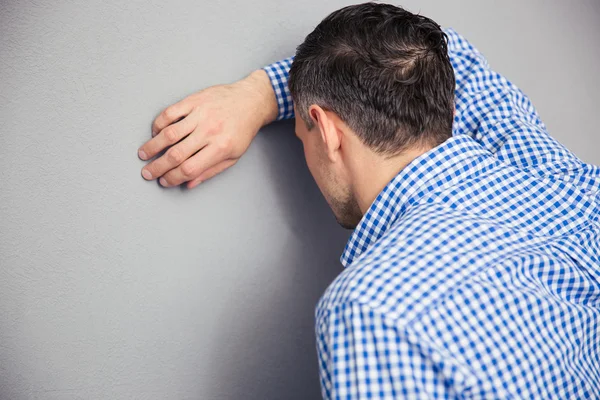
[1,1,598,399]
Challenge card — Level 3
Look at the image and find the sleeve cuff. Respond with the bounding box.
[262,56,295,121]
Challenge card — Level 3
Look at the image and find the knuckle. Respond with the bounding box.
[229,147,242,158]
[163,106,176,120]
[217,137,232,154]
[164,127,178,142]
[204,126,217,138]
[166,148,183,164]
[189,104,200,115]
[181,162,197,177]
[205,119,223,137]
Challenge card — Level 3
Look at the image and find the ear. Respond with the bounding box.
[309,105,342,162]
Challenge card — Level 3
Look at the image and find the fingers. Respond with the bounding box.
[139,115,195,161]
[141,128,208,181]
[151,98,195,137]
[186,159,237,189]
[159,144,224,187]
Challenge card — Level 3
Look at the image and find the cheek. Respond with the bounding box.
[302,140,323,182]
[303,144,318,178]
[303,143,334,202]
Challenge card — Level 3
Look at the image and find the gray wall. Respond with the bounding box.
[1,1,598,399]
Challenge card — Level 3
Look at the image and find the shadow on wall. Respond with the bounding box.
[205,120,350,400]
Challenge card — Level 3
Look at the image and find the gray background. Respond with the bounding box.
[1,0,598,399]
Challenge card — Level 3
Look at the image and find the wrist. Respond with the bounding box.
[239,69,279,128]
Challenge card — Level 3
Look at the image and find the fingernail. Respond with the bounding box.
[142,169,152,180]
[159,177,168,186]
[138,149,147,160]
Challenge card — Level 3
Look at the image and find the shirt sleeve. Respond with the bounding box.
[445,28,598,190]
[316,301,450,399]
[260,30,599,190]
[262,56,295,121]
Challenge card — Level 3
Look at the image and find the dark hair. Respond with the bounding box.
[288,2,455,156]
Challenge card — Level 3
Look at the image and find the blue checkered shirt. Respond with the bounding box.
[262,28,600,399]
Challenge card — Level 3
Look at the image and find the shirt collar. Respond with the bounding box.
[340,134,492,267]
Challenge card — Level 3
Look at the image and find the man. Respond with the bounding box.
[137,3,600,398]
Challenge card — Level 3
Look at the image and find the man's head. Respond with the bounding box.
[289,2,455,229]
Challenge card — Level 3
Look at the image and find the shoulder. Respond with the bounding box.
[316,205,488,325]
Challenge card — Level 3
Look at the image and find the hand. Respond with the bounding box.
[138,70,278,189]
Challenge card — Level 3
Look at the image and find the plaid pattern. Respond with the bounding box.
[263,28,600,399]
[262,56,295,120]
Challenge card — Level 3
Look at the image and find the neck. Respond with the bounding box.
[351,146,432,215]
